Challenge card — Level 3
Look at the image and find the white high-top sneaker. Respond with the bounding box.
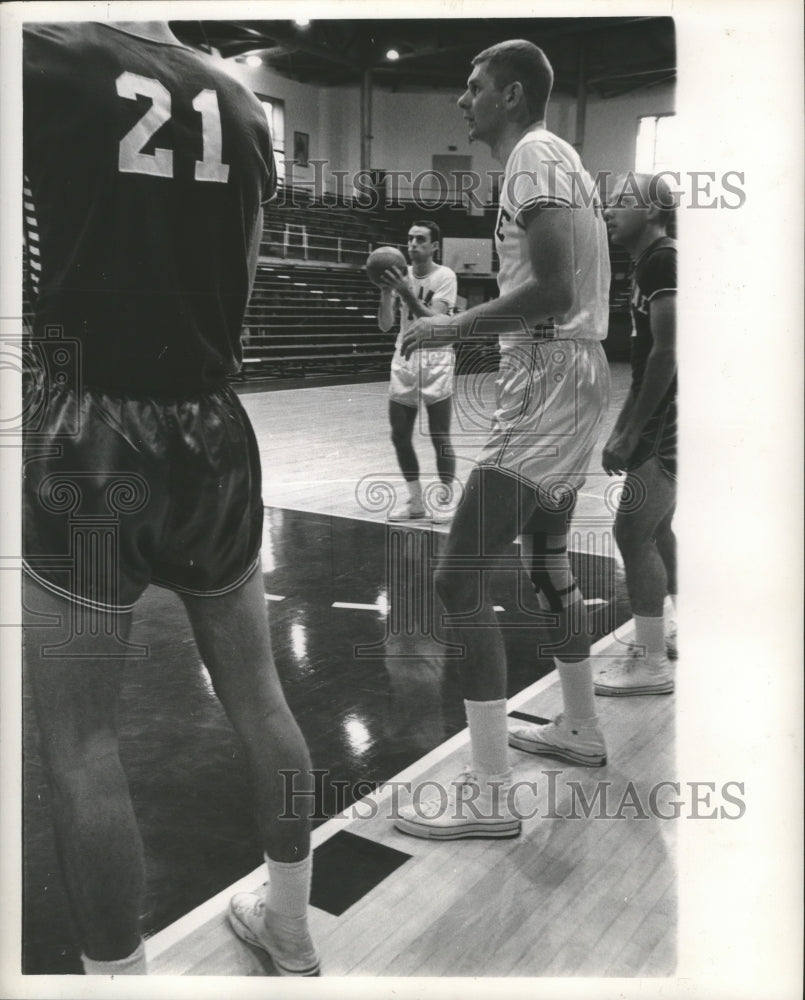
[228,886,321,976]
[508,713,607,766]
[394,767,521,840]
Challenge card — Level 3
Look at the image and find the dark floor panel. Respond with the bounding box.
[508,711,552,725]
[310,831,412,917]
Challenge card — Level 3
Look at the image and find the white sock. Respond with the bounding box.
[265,853,312,920]
[464,698,510,776]
[633,614,666,666]
[81,939,146,975]
[554,657,598,725]
[406,479,423,504]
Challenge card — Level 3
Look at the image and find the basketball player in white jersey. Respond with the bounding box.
[377,221,458,521]
[393,40,612,839]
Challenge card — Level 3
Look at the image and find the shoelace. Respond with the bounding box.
[613,645,643,672]
[413,767,479,816]
[512,714,560,737]
[452,766,479,790]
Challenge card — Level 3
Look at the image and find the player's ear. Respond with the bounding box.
[504,81,524,112]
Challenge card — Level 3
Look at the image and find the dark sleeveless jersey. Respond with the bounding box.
[629,236,677,409]
[23,22,275,394]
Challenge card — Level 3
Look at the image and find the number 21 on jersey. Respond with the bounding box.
[116,71,230,183]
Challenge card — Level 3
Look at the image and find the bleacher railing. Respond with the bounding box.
[259,226,386,266]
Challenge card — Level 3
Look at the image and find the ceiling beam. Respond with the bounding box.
[588,67,676,84]
[231,22,357,68]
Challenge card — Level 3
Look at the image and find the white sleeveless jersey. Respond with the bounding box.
[494,127,610,348]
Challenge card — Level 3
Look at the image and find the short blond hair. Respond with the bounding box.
[472,39,553,121]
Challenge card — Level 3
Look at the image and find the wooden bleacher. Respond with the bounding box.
[240,263,394,379]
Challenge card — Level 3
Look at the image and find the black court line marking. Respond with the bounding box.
[310,830,412,917]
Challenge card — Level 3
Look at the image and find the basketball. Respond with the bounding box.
[366,246,407,285]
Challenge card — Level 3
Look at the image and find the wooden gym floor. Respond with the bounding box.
[23,363,677,978]
[148,364,675,978]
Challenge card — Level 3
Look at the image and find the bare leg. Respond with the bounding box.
[615,457,677,618]
[654,505,677,598]
[23,577,144,962]
[592,457,677,695]
[434,466,535,701]
[505,498,607,764]
[179,560,313,862]
[521,496,591,663]
[388,400,420,483]
[425,396,456,485]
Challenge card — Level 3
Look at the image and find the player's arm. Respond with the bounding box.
[378,286,397,333]
[621,293,676,434]
[490,204,575,327]
[602,292,676,474]
[377,266,414,332]
[610,388,637,434]
[401,209,574,356]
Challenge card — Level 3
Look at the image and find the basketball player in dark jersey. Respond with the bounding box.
[598,172,678,696]
[23,21,318,975]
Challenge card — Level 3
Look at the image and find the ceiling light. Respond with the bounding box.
[295,18,311,28]
[245,54,262,68]
[385,48,400,61]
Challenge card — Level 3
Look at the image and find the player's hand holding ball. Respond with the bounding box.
[376,265,411,295]
[366,246,407,289]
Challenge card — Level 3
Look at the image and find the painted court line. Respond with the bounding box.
[332,601,383,611]
[145,620,635,962]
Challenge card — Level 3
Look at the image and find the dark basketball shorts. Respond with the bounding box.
[22,381,264,613]
[625,397,677,481]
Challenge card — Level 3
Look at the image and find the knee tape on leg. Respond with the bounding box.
[526,533,582,614]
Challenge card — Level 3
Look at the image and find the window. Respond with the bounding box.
[255,94,286,185]
[635,113,676,173]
